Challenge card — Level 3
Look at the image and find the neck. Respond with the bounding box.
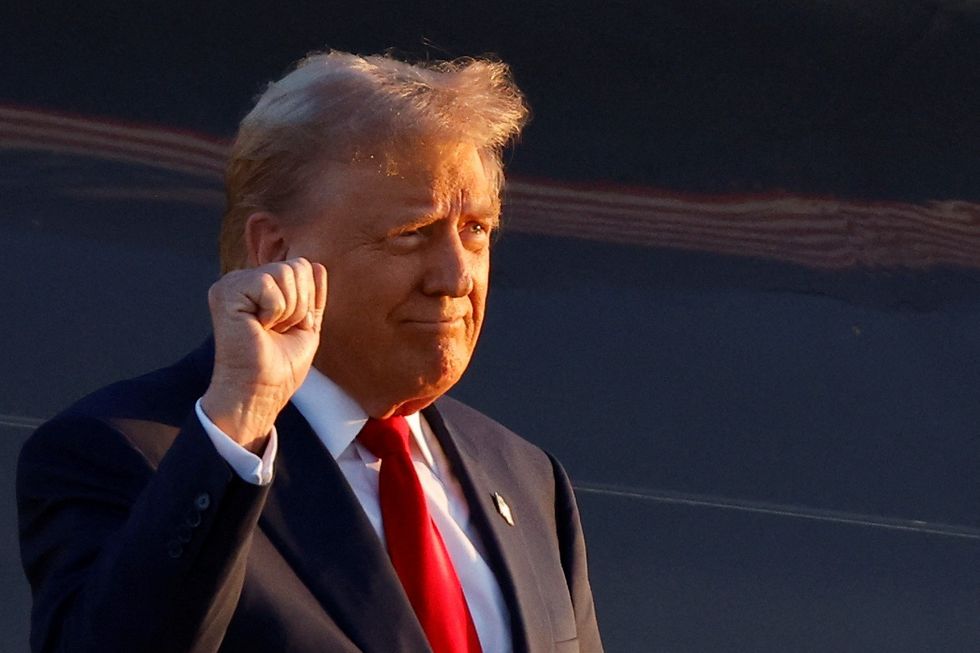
[309,362,440,420]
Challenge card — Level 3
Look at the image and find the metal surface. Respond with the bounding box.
[2,3,978,651]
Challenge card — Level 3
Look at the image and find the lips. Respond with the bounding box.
[401,313,467,324]
[401,316,467,332]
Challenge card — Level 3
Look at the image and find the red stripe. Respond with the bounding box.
[3,105,980,270]
[0,111,227,161]
[0,102,229,150]
[508,210,980,267]
[0,123,225,175]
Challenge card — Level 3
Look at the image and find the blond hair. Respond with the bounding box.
[219,50,529,272]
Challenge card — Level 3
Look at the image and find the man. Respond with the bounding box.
[18,51,602,652]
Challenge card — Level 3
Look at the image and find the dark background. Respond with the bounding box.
[5,0,980,200]
[1,2,978,651]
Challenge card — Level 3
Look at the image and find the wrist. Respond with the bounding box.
[200,384,281,454]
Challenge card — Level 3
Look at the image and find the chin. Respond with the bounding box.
[409,350,471,398]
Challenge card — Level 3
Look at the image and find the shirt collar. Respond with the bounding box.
[291,366,434,467]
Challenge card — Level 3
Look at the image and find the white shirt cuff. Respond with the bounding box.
[195,398,277,485]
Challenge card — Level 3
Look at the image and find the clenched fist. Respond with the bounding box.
[200,258,328,453]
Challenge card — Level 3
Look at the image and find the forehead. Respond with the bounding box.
[304,142,498,220]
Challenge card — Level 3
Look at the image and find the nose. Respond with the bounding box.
[421,230,475,298]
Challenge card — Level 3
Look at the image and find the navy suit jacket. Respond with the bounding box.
[18,341,602,652]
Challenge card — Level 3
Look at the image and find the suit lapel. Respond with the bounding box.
[259,402,432,653]
[423,403,554,653]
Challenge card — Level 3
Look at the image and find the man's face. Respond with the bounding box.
[285,142,499,416]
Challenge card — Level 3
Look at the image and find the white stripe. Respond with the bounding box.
[3,409,973,542]
[0,414,43,430]
[575,482,980,541]
[0,106,228,157]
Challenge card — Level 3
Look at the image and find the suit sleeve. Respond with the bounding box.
[17,410,270,653]
[549,453,604,652]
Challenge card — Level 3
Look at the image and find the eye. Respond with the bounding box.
[385,227,425,252]
[391,227,425,244]
[459,220,494,250]
[462,220,493,236]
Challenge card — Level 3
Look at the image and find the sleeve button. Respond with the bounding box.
[194,493,211,511]
[176,524,192,544]
[166,540,184,559]
[184,509,202,528]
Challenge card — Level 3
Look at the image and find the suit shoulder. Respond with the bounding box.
[59,342,211,427]
[20,343,211,473]
[433,395,555,469]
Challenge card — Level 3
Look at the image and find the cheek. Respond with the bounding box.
[470,276,489,318]
[333,261,412,316]
[469,255,491,306]
[319,280,388,350]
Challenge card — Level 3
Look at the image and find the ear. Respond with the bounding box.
[244,212,289,267]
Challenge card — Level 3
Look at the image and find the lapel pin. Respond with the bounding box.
[491,492,515,526]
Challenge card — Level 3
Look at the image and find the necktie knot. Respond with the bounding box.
[358,416,412,459]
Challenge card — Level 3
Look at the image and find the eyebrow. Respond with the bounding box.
[388,209,441,233]
[389,200,500,232]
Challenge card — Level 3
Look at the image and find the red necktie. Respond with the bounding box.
[358,416,483,653]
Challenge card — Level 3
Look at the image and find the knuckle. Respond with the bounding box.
[259,272,278,291]
[290,258,311,279]
[261,262,287,279]
[208,276,232,304]
[263,297,285,320]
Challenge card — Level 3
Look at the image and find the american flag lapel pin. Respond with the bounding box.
[491,492,515,526]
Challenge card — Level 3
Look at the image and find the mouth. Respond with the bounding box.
[401,316,467,332]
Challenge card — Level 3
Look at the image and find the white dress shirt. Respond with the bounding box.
[196,369,512,652]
